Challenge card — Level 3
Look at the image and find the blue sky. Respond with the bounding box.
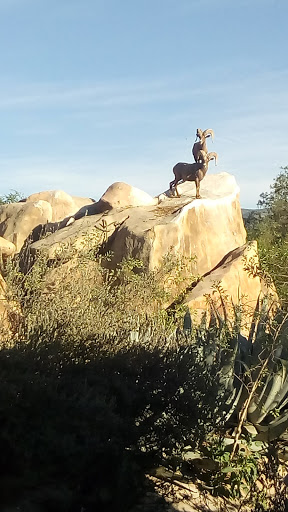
[0,0,287,207]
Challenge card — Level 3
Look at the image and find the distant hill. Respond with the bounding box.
[242,208,257,220]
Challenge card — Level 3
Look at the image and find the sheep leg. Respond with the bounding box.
[195,177,201,199]
[170,177,181,197]
[175,182,180,197]
[169,179,175,191]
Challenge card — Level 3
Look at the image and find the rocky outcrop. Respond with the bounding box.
[0,173,276,336]
[22,173,248,304]
[23,208,131,261]
[106,174,246,275]
[0,191,94,253]
[27,174,245,275]
[0,200,53,252]
[183,241,278,336]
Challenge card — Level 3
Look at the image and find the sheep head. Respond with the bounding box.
[207,151,218,165]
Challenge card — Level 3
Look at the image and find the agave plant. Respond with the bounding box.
[245,315,288,441]
[186,292,288,442]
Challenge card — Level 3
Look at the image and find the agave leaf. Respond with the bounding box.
[255,409,288,442]
[219,338,239,387]
[223,381,244,423]
[255,369,284,423]
[248,373,272,424]
[270,359,288,409]
[276,393,288,412]
[247,294,262,345]
[255,360,288,424]
[247,360,288,424]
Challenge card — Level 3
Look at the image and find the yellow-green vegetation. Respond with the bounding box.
[0,189,24,204]
[247,166,288,308]
[0,240,225,510]
[0,176,287,511]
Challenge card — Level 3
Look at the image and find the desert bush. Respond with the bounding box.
[0,241,227,510]
[0,323,228,510]
[0,189,23,204]
[1,233,288,510]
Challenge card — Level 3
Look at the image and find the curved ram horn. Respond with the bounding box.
[208,152,218,165]
[203,129,214,141]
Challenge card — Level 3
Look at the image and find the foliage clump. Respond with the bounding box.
[0,189,24,204]
[0,239,227,510]
[247,166,288,307]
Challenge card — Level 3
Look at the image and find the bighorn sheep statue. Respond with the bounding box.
[192,128,214,163]
[170,150,218,198]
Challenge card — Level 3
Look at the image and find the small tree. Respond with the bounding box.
[247,167,288,307]
[0,190,23,205]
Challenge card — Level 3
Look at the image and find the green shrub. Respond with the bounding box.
[0,189,23,204]
[0,243,226,510]
[247,166,288,307]
[0,227,287,510]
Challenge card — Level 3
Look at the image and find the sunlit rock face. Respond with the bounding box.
[0,190,94,253]
[25,190,94,223]
[97,182,158,211]
[0,236,16,259]
[0,200,53,252]
[183,241,278,337]
[26,174,245,269]
[25,173,246,294]
[105,173,246,275]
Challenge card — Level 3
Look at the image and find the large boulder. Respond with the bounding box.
[0,200,53,252]
[106,173,246,275]
[25,190,94,222]
[183,241,278,336]
[97,182,158,211]
[0,236,16,259]
[0,191,95,254]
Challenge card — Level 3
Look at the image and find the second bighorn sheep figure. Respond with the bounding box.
[170,150,218,198]
[192,128,214,162]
